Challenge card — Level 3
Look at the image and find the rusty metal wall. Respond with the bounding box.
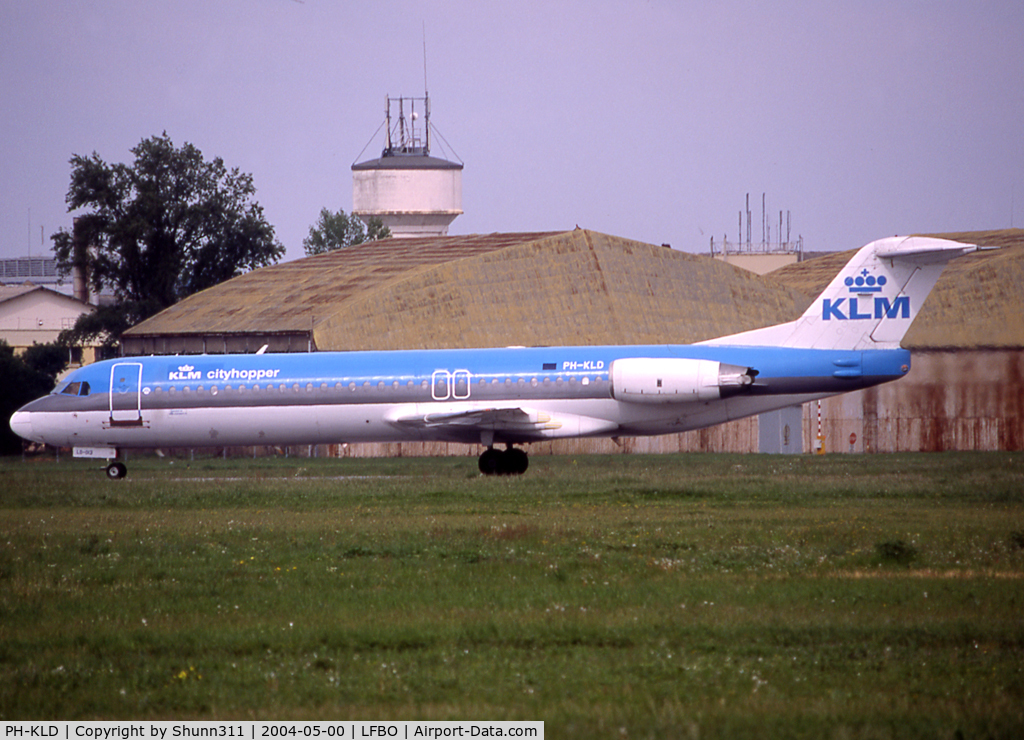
[807,350,1024,453]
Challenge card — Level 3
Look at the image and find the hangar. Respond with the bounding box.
[121,229,809,354]
[121,227,1024,455]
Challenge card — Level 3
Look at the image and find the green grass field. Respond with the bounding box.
[1,451,1022,738]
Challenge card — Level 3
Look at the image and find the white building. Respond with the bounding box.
[0,284,99,364]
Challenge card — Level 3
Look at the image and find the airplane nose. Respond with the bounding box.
[9,410,37,443]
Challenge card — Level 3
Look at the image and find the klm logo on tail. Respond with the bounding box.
[822,296,910,320]
[823,268,909,321]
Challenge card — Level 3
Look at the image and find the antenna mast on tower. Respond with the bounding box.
[380,27,434,157]
[422,23,431,154]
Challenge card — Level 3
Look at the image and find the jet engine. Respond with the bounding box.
[610,357,756,404]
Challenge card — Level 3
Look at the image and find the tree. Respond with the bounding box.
[0,340,66,455]
[51,133,285,345]
[21,342,69,382]
[303,207,390,256]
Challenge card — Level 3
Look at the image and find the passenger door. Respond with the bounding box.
[109,362,144,426]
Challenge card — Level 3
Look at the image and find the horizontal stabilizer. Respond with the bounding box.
[874,240,977,263]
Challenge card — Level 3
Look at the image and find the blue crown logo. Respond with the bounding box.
[845,269,886,293]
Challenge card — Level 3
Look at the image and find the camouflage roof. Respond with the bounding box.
[125,232,560,338]
[125,230,809,350]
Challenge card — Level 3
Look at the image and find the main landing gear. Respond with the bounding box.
[478,445,529,476]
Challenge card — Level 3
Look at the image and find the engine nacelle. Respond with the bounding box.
[610,357,756,404]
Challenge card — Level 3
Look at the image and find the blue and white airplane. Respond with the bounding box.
[10,236,975,479]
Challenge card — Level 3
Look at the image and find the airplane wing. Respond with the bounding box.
[390,406,562,433]
[424,406,560,430]
[387,405,618,445]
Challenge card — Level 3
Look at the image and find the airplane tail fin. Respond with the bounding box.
[702,236,976,350]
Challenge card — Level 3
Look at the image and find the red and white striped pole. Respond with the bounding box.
[815,400,825,454]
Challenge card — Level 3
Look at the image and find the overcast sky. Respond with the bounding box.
[3,1,1022,263]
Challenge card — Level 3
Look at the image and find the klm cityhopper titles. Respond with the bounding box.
[10,236,976,478]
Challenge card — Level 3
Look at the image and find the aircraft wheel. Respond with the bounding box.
[503,447,529,475]
[478,447,503,476]
[106,462,128,480]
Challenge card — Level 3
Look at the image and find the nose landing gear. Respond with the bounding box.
[105,461,128,479]
[478,445,529,476]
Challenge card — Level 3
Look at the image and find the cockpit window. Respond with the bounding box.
[59,381,90,397]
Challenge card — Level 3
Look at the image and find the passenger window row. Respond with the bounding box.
[128,376,603,396]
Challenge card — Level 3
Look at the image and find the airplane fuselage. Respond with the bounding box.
[12,343,909,451]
